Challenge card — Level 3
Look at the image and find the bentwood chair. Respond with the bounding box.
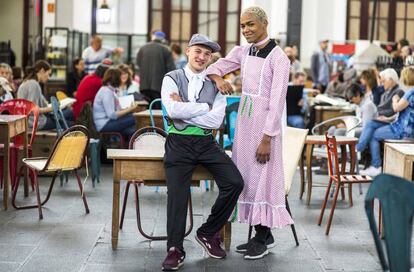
[119,126,196,240]
[11,125,90,220]
[318,134,372,235]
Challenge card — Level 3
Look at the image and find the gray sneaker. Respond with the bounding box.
[235,233,275,253]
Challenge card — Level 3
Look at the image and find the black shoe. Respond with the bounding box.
[244,240,269,260]
[235,233,275,253]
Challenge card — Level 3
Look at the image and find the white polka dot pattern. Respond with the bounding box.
[209,45,293,228]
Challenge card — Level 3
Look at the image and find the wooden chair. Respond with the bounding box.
[318,134,373,235]
[11,125,90,220]
[119,126,197,240]
[247,127,308,246]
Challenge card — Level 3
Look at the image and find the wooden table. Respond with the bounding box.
[314,105,355,129]
[107,148,232,250]
[0,115,28,210]
[384,143,414,180]
[300,135,358,205]
[133,110,164,130]
[134,100,149,113]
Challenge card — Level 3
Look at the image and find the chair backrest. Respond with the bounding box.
[225,102,240,143]
[365,174,414,272]
[283,127,308,195]
[149,98,169,131]
[325,134,341,180]
[75,101,100,140]
[129,126,167,151]
[0,98,40,146]
[45,125,90,172]
[51,96,69,136]
[312,116,361,137]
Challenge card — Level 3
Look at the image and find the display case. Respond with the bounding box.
[98,33,147,65]
[44,27,70,81]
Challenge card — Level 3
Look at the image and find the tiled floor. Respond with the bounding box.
[0,165,383,272]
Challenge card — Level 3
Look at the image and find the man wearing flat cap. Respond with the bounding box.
[161,33,244,270]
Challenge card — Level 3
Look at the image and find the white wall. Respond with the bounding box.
[300,0,347,68]
[73,0,92,33]
[0,0,24,66]
[43,0,56,28]
[240,0,288,45]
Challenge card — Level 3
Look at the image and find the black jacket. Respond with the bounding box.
[136,40,176,93]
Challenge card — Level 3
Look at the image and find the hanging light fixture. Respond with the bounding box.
[97,0,111,24]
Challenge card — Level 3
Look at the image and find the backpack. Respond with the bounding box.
[75,102,100,140]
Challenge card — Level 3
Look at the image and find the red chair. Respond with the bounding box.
[317,134,373,235]
[0,99,39,188]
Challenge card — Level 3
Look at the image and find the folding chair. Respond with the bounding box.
[11,125,90,219]
[247,127,308,246]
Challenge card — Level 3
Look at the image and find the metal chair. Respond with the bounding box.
[0,99,40,188]
[119,126,196,240]
[318,134,372,235]
[310,115,363,200]
[365,174,414,272]
[11,125,90,220]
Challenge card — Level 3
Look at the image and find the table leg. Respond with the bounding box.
[3,128,10,210]
[112,161,121,250]
[221,222,232,251]
[340,145,347,200]
[306,144,314,205]
[299,150,305,199]
[23,122,29,197]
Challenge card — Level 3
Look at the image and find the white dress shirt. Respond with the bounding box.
[161,65,226,130]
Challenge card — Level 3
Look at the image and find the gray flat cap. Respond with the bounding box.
[188,34,221,53]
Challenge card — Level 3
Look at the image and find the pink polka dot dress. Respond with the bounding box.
[207,44,294,229]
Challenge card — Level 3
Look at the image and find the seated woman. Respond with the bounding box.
[17,60,74,130]
[117,64,139,96]
[346,83,378,136]
[93,68,138,139]
[358,66,414,176]
[66,58,86,97]
[359,68,384,106]
[72,63,109,120]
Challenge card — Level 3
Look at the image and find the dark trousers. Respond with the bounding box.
[141,89,161,109]
[100,113,136,139]
[164,134,244,250]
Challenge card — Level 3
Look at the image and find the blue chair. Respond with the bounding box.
[365,174,414,272]
[51,97,101,187]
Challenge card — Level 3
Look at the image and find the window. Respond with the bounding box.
[346,0,414,42]
[148,0,241,54]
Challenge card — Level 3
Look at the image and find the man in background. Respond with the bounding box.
[137,30,176,108]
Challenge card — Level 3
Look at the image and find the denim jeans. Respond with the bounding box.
[100,114,136,139]
[287,115,305,128]
[356,120,387,152]
[370,125,399,167]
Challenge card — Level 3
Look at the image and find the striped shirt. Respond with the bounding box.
[82,46,112,74]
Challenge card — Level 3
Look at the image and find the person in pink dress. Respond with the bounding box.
[207,6,293,260]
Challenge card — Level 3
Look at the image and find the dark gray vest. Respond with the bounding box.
[165,69,218,131]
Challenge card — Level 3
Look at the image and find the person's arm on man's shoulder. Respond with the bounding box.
[161,76,209,119]
[183,92,226,129]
